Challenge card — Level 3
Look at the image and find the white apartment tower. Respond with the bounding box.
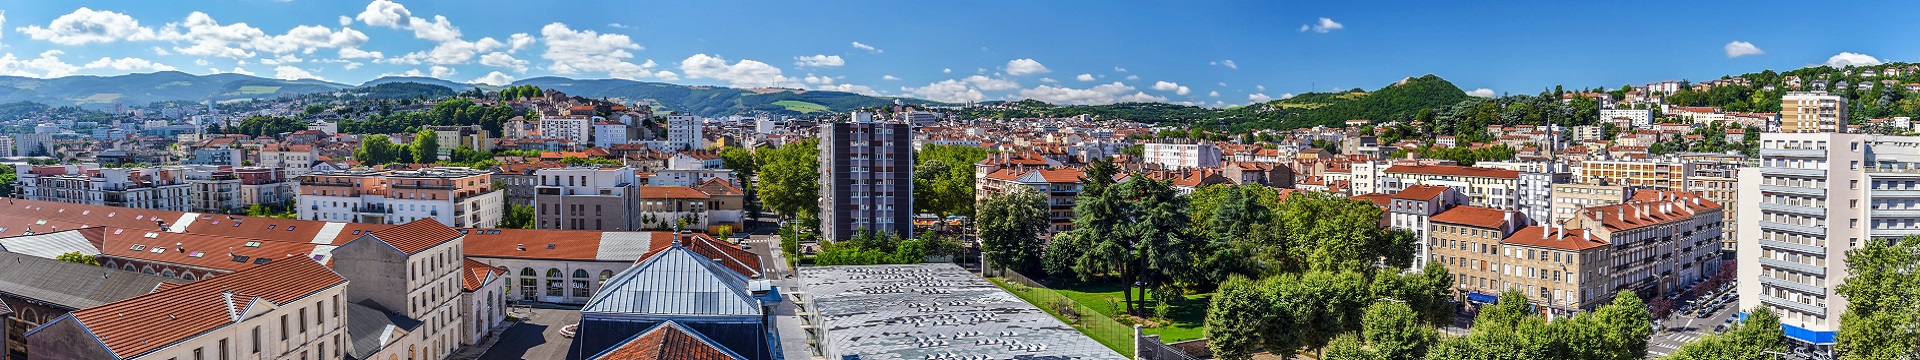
[1737,132,1916,354]
[1779,92,1847,133]
[667,114,704,150]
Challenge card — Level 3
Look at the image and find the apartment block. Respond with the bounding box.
[539,116,592,144]
[15,164,191,211]
[1390,185,1468,270]
[1735,132,1920,351]
[818,113,914,241]
[1143,141,1223,169]
[978,168,1085,233]
[533,167,642,231]
[1379,164,1521,210]
[27,257,348,360]
[667,114,705,150]
[1779,92,1847,133]
[1550,183,1635,224]
[296,167,504,227]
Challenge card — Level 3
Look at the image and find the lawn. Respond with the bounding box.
[771,100,829,113]
[988,278,1134,356]
[1050,280,1211,342]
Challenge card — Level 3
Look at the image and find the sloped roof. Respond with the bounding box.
[587,320,747,360]
[1383,164,1520,179]
[640,232,761,279]
[462,258,504,291]
[0,228,104,258]
[1504,226,1605,251]
[345,300,421,360]
[461,229,666,262]
[0,251,181,310]
[367,219,462,254]
[694,178,744,197]
[1430,206,1510,229]
[63,257,345,359]
[1393,184,1451,201]
[580,245,761,318]
[96,229,323,273]
[640,186,711,199]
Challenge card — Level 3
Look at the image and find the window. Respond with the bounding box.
[281,315,289,340]
[299,308,308,333]
[195,347,204,360]
[252,326,261,353]
[219,339,230,360]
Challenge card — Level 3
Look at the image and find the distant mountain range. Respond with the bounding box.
[0,71,944,118]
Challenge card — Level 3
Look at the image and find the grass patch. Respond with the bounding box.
[230,85,282,95]
[772,100,829,113]
[1050,281,1211,342]
[989,278,1134,356]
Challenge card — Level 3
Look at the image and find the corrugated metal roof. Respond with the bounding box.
[0,251,181,310]
[345,300,422,360]
[581,246,760,317]
[595,231,655,261]
[0,229,102,259]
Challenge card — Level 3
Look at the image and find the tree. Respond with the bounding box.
[1323,333,1371,360]
[500,204,535,229]
[915,145,993,217]
[1834,236,1920,359]
[1594,291,1653,360]
[353,135,401,166]
[1191,185,1277,283]
[1372,262,1458,328]
[1206,276,1273,360]
[1668,307,1785,360]
[1363,301,1435,360]
[976,187,1048,274]
[720,146,757,180]
[0,165,15,198]
[412,128,440,162]
[56,251,99,266]
[755,139,820,222]
[1271,192,1416,274]
[1041,232,1087,277]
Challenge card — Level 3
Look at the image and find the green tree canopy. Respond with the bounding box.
[976,187,1049,274]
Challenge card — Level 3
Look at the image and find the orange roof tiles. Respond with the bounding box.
[1503,226,1605,251]
[1350,193,1392,208]
[367,219,462,254]
[640,232,761,278]
[462,258,504,291]
[66,257,345,359]
[1033,169,1084,183]
[640,186,711,199]
[1430,206,1510,229]
[1392,184,1450,200]
[98,229,321,273]
[589,321,745,360]
[461,229,659,261]
[1384,164,1520,179]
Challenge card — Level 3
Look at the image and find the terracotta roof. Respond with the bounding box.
[1384,164,1520,179]
[1503,226,1605,251]
[1033,168,1084,183]
[693,178,743,196]
[640,232,761,279]
[587,320,747,360]
[982,168,1026,181]
[64,257,345,359]
[1392,184,1450,200]
[640,186,711,199]
[1430,206,1510,229]
[97,229,323,273]
[1581,190,1722,231]
[367,219,462,254]
[462,258,504,291]
[1350,193,1392,208]
[462,229,667,261]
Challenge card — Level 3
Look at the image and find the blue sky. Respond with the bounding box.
[1,1,1916,107]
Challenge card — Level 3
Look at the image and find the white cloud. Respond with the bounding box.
[654,70,678,81]
[851,41,881,53]
[794,54,845,68]
[471,71,513,85]
[1075,73,1095,82]
[1208,90,1220,97]
[1113,66,1127,72]
[164,12,267,58]
[194,59,211,66]
[259,25,369,54]
[1248,93,1272,103]
[1041,77,1058,83]
[1152,81,1190,95]
[338,15,352,27]
[963,75,1019,91]
[150,47,171,56]
[429,65,455,78]
[814,83,880,96]
[942,68,952,74]
[407,15,461,43]
[1005,58,1049,76]
[343,62,362,70]
[1466,88,1496,98]
[1017,82,1164,105]
[1256,85,1266,92]
[540,22,656,79]
[680,53,800,88]
[273,65,321,80]
[1125,75,1140,81]
[17,7,160,45]
[1210,59,1239,69]
[1724,41,1764,58]
[1301,17,1344,33]
[209,66,254,76]
[339,47,384,59]
[0,50,81,78]
[608,23,630,29]
[903,79,987,103]
[508,33,534,53]
[479,52,529,73]
[82,57,177,72]
[382,68,426,77]
[882,74,900,81]
[1281,93,1295,100]
[258,54,302,65]
[355,0,411,28]
[1823,52,1883,67]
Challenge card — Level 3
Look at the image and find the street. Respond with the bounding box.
[1647,296,1741,358]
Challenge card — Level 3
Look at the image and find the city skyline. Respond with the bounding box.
[2,0,1917,107]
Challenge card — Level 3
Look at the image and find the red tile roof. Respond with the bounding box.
[1392,184,1450,201]
[1033,168,1084,183]
[694,178,743,197]
[1503,226,1605,251]
[640,186,711,199]
[66,257,345,359]
[368,219,462,254]
[97,229,322,273]
[462,229,666,261]
[1581,190,1722,231]
[462,258,504,291]
[1350,193,1392,208]
[640,232,761,278]
[1384,164,1520,179]
[589,320,745,360]
[1430,206,1510,229]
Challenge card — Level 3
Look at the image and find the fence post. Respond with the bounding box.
[1133,324,1144,360]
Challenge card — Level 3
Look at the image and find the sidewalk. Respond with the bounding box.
[448,321,517,360]
[765,237,822,360]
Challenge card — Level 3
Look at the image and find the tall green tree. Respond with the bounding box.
[1834,236,1920,359]
[1363,301,1436,360]
[914,145,993,217]
[1667,307,1786,360]
[975,187,1049,274]
[411,128,440,162]
[354,134,400,166]
[755,139,820,222]
[500,204,535,229]
[1206,276,1274,360]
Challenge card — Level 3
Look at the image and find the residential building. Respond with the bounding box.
[0,251,181,360]
[1390,185,1467,270]
[258,144,317,177]
[14,164,191,212]
[1550,183,1635,224]
[1780,92,1847,133]
[1579,157,1741,248]
[593,120,628,149]
[1599,109,1655,129]
[236,167,295,207]
[818,115,914,241]
[1735,132,1920,352]
[1427,205,1526,307]
[978,168,1084,233]
[26,257,348,360]
[1566,190,1724,300]
[426,125,491,157]
[534,167,642,231]
[0,136,13,157]
[295,167,504,227]
[1143,141,1222,169]
[459,259,507,346]
[539,115,593,144]
[330,220,470,360]
[185,166,243,213]
[1517,170,1571,226]
[1380,164,1521,210]
[637,186,712,230]
[667,114,704,150]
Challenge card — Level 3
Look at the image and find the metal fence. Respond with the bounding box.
[993,270,1137,357]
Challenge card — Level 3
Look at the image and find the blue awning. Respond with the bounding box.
[1467,292,1499,304]
[1781,321,1836,344]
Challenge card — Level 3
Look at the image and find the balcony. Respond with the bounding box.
[1760,148,1827,158]
[1758,202,1826,217]
[1757,167,1825,177]
[1756,239,1827,256]
[392,182,455,190]
[1757,293,1827,318]
[1758,257,1827,276]
[354,205,395,214]
[1868,208,1920,218]
[1757,185,1824,197]
[1759,221,1824,236]
[1869,228,1920,238]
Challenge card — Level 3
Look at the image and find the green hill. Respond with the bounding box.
[508,76,944,117]
[1225,74,1472,129]
[0,71,352,107]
